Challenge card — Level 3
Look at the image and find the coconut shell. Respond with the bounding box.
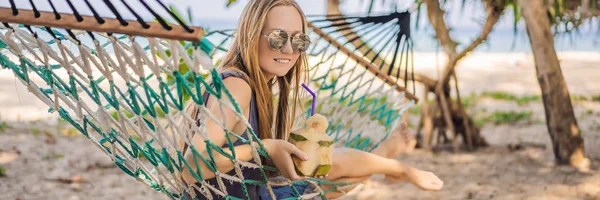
[289,114,334,177]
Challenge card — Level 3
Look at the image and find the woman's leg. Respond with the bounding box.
[327,148,406,180]
[319,123,438,199]
[322,149,443,198]
[262,125,414,200]
[370,122,417,158]
[328,122,415,180]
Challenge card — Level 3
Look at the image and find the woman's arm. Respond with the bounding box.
[181,77,255,182]
[181,77,308,183]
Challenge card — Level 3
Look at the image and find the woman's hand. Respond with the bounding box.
[262,139,309,180]
[404,167,444,191]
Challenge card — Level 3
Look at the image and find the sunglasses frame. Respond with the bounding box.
[261,29,311,53]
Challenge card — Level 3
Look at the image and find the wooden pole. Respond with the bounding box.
[0,8,204,42]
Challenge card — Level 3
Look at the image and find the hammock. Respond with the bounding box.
[0,1,416,199]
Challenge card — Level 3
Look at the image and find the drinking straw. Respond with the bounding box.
[301,83,316,116]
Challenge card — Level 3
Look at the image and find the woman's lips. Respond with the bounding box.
[274,58,290,64]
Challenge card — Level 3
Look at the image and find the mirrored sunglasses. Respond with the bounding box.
[262,29,311,53]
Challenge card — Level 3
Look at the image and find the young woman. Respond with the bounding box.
[180,0,443,199]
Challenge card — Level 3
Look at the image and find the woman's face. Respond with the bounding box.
[258,6,303,80]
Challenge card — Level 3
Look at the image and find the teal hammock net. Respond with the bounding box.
[0,1,416,199]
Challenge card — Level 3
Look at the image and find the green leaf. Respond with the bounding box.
[169,5,189,25]
[226,0,238,7]
[557,0,564,15]
[515,95,541,106]
[489,111,533,125]
[314,165,332,177]
[166,75,176,86]
[187,7,194,24]
[551,0,560,23]
[571,95,588,101]
[0,121,12,132]
[481,91,516,101]
[512,2,520,35]
[289,133,307,142]
[318,140,334,147]
[368,0,376,15]
[415,2,423,30]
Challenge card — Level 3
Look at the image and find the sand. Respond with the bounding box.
[1,51,599,199]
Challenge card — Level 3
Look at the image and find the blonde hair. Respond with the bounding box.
[183,0,309,147]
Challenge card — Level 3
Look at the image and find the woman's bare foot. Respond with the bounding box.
[374,122,417,158]
[385,163,444,191]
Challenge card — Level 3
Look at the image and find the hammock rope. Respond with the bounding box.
[0,2,416,199]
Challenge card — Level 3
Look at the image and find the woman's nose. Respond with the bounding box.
[281,38,294,54]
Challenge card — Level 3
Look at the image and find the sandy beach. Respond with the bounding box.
[1,51,599,199]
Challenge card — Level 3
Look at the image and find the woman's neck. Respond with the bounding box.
[262,72,275,81]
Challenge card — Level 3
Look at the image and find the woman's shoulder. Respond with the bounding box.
[218,68,253,106]
[219,67,250,81]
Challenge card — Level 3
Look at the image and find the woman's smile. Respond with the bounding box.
[274,58,291,64]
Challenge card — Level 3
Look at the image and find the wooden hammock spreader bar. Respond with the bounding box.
[0,8,204,42]
[307,22,419,102]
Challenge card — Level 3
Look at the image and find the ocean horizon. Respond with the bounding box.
[197,18,599,53]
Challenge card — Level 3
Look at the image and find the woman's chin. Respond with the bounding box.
[275,72,290,77]
[268,70,292,78]
[261,65,293,79]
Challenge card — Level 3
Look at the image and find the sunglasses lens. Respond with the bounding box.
[292,33,310,53]
[267,30,288,51]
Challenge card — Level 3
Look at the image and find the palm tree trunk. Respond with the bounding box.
[518,0,590,170]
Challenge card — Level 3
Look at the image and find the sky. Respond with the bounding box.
[3,0,597,32]
[0,0,597,51]
[0,0,518,30]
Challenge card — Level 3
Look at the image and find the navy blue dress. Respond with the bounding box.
[182,71,263,200]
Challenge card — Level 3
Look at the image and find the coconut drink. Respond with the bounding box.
[289,84,334,177]
[289,113,334,177]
